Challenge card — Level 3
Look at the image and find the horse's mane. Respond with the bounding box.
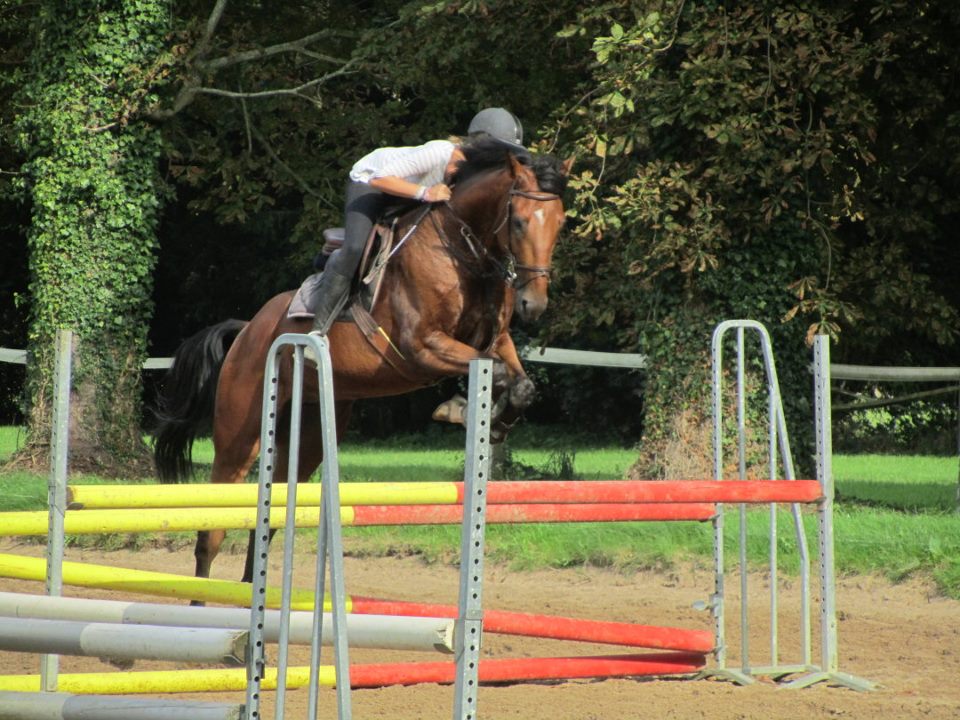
[452,136,568,195]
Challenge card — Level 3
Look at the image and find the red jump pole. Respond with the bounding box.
[350,597,714,654]
[348,652,706,688]
[350,502,716,526]
[465,480,822,505]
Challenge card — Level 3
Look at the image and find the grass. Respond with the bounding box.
[833,453,958,511]
[2,425,959,598]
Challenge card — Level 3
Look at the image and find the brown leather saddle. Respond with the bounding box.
[287,223,395,321]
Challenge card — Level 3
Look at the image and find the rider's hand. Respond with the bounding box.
[423,183,452,202]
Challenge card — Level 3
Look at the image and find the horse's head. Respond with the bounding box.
[501,152,571,322]
[450,141,572,323]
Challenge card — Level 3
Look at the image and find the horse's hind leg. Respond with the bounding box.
[240,399,354,583]
[193,411,261,586]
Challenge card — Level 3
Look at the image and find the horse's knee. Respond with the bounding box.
[491,359,512,393]
[508,376,536,410]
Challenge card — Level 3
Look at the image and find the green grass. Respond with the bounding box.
[834,453,958,511]
[2,425,959,598]
[0,426,25,462]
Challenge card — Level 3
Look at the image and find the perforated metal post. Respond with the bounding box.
[785,336,874,691]
[306,332,352,720]
[453,358,493,720]
[244,342,282,720]
[41,329,72,691]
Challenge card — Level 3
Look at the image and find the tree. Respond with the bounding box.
[5,0,361,473]
[537,1,960,474]
[2,0,957,475]
[10,1,174,473]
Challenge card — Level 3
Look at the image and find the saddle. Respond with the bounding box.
[287,223,395,322]
[287,205,435,379]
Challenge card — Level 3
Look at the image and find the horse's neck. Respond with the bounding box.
[381,198,510,346]
[447,171,512,248]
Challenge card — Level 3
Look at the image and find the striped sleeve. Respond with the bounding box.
[368,140,454,184]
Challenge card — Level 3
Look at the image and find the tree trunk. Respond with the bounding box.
[10,1,171,477]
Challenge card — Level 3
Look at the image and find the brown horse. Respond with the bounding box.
[153,140,570,584]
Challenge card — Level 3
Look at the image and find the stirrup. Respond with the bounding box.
[303,330,324,365]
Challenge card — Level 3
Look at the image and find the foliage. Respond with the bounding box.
[9,1,174,472]
[536,1,960,474]
[1,0,959,469]
[835,399,959,455]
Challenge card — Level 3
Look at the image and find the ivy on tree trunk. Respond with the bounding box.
[13,1,172,475]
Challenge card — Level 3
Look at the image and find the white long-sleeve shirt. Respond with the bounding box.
[349,140,455,187]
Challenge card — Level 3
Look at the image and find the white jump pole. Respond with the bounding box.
[0,617,247,665]
[0,691,241,720]
[41,328,72,692]
[0,592,455,654]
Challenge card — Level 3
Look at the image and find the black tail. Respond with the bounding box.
[152,319,247,483]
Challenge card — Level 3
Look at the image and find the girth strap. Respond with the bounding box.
[349,303,423,384]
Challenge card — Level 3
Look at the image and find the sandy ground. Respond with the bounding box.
[1,539,958,719]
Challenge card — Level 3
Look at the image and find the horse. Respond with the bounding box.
[152,139,571,586]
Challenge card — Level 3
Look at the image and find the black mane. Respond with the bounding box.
[452,137,567,195]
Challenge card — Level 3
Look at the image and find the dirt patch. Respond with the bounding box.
[1,540,958,719]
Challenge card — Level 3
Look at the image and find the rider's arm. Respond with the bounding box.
[363,140,455,202]
[369,175,450,202]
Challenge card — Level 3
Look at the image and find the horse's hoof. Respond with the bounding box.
[432,394,468,426]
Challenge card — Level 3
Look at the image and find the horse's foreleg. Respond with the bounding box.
[419,331,534,441]
[241,528,277,585]
[489,331,535,443]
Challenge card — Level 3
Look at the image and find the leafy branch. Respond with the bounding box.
[147,1,359,121]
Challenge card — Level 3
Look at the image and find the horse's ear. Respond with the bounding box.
[508,152,525,177]
[561,156,575,176]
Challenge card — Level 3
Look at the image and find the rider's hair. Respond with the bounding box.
[530,155,568,195]
[450,136,568,196]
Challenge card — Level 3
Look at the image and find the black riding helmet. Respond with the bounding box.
[467,107,524,149]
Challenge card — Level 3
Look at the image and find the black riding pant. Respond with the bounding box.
[324,181,405,279]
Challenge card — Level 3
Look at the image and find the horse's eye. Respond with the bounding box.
[512,216,526,234]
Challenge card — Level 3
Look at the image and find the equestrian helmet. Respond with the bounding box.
[467,107,524,147]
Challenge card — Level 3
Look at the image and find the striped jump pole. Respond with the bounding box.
[0,592,455,654]
[0,652,707,695]
[64,479,822,509]
[0,501,717,536]
[348,597,714,654]
[0,616,247,665]
[0,692,241,720]
[0,554,712,654]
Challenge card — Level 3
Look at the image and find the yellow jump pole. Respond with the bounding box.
[0,666,334,694]
[66,482,460,510]
[0,505,360,537]
[0,553,333,611]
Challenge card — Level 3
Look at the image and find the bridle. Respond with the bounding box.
[502,187,562,288]
[440,181,561,288]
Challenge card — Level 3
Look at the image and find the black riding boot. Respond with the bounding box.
[309,269,353,336]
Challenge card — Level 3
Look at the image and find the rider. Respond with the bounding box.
[308,107,526,336]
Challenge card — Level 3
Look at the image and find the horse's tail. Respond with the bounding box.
[152,319,248,483]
